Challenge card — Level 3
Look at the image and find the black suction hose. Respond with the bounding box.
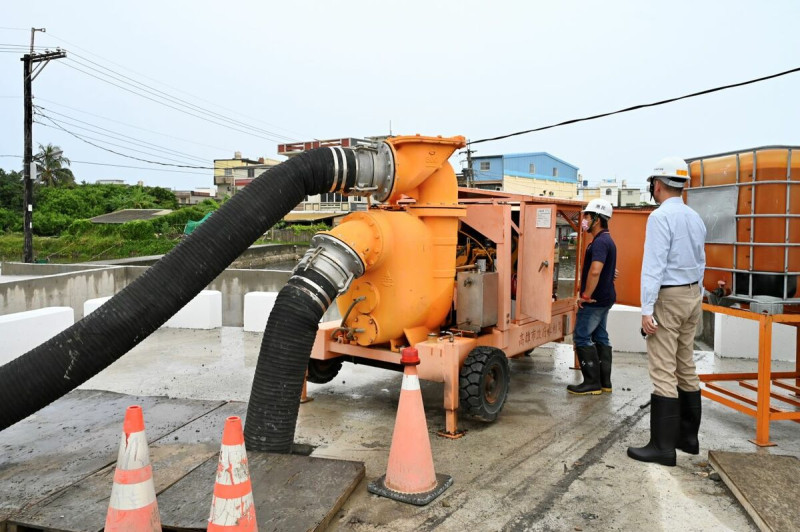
[245,268,339,452]
[0,147,359,431]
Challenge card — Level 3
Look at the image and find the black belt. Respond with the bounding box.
[660,282,699,289]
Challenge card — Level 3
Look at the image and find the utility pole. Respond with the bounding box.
[21,27,66,262]
[459,144,476,188]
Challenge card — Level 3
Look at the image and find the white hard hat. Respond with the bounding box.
[583,198,613,219]
[648,156,690,188]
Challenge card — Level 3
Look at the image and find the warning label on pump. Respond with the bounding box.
[536,208,552,228]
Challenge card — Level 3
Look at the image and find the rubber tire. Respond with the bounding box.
[459,346,511,422]
[307,358,343,384]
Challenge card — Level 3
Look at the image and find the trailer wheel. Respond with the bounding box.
[307,358,343,384]
[459,346,510,422]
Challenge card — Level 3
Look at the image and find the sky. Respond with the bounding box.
[1,1,799,192]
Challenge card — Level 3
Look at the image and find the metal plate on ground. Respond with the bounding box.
[7,443,218,532]
[158,452,365,532]
[0,389,223,522]
[709,450,800,532]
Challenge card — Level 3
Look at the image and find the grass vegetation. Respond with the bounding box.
[0,168,325,264]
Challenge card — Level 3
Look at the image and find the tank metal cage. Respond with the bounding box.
[686,146,800,304]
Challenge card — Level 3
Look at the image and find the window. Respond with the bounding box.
[605,188,612,195]
[247,168,255,178]
[321,193,343,202]
[552,167,558,177]
[529,163,536,174]
[480,161,490,171]
[224,168,232,176]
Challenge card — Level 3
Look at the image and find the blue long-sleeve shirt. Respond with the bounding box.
[640,197,707,315]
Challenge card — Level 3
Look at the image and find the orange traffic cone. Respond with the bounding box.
[208,416,258,531]
[368,347,452,505]
[105,405,162,531]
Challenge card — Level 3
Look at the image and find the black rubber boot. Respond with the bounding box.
[597,344,612,392]
[676,388,702,454]
[567,345,602,395]
[627,394,680,466]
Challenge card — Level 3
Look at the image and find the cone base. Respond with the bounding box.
[367,473,453,506]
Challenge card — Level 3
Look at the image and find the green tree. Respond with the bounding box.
[34,143,75,187]
[0,168,23,210]
[0,169,23,231]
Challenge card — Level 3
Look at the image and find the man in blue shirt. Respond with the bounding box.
[568,199,617,395]
[628,156,706,467]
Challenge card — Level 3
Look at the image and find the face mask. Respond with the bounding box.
[580,219,591,232]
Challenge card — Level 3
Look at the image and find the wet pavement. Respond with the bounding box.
[77,327,800,531]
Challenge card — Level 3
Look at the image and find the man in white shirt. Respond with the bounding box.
[628,156,706,467]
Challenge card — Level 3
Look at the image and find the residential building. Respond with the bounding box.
[213,152,282,199]
[578,179,644,207]
[469,152,579,199]
[174,189,214,206]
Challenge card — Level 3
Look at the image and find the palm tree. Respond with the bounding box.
[34,143,75,187]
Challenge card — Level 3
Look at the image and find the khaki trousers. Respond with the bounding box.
[647,284,702,398]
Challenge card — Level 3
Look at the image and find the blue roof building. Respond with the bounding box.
[470,152,579,198]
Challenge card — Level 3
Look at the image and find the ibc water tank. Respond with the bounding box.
[686,147,800,300]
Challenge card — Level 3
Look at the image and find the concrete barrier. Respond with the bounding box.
[84,296,112,316]
[714,313,796,362]
[243,292,279,332]
[0,307,74,365]
[163,290,222,330]
[607,304,647,353]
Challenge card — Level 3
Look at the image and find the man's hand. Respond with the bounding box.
[577,292,596,309]
[642,314,658,335]
[614,268,620,280]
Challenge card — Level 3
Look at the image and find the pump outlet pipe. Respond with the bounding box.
[0,143,394,432]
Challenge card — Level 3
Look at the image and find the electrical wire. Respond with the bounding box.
[35,105,210,164]
[64,54,298,142]
[69,160,210,175]
[35,112,215,169]
[35,98,234,152]
[470,65,800,145]
[45,31,309,139]
[57,60,295,144]
[36,120,207,167]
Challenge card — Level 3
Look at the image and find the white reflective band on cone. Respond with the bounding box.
[109,478,157,510]
[215,444,250,485]
[209,493,256,525]
[116,430,150,470]
[401,374,420,391]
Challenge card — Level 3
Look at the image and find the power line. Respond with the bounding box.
[35,105,210,164]
[57,60,296,144]
[35,98,234,152]
[35,112,215,169]
[36,119,207,167]
[64,53,299,142]
[470,65,800,145]
[69,159,210,176]
[45,31,309,140]
[1,153,209,176]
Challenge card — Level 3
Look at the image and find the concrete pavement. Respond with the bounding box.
[78,328,800,531]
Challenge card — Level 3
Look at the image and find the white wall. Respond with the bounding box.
[0,307,74,365]
[714,313,796,362]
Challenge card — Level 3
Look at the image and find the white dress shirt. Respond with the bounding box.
[640,197,706,315]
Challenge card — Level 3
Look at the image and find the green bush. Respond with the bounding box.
[66,219,94,236]
[290,223,329,235]
[34,211,73,236]
[119,220,155,240]
[0,208,22,232]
